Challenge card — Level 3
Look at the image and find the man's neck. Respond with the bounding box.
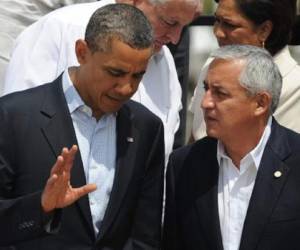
[68,67,104,121]
[222,121,268,169]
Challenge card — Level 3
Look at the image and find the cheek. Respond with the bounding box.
[227,30,245,43]
[237,29,260,45]
[152,19,168,38]
[153,25,165,38]
[217,105,239,122]
[91,83,106,101]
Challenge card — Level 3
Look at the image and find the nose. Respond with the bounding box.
[213,22,225,40]
[201,89,214,110]
[115,79,137,97]
[168,26,183,45]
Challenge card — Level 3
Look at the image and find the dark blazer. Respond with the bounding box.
[164,120,300,250]
[0,75,164,250]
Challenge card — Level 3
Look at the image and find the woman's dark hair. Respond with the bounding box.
[214,0,297,55]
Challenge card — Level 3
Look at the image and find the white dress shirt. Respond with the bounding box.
[3,0,182,162]
[190,46,300,139]
[0,0,95,94]
[217,117,272,250]
[62,70,116,235]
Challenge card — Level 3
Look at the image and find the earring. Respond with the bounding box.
[262,41,265,49]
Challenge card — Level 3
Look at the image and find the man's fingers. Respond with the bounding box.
[50,155,64,175]
[45,173,58,189]
[51,145,77,176]
[42,173,61,213]
[74,184,97,199]
[63,145,77,172]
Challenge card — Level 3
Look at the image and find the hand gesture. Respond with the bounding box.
[41,145,97,213]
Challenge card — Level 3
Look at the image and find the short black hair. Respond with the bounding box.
[85,3,153,53]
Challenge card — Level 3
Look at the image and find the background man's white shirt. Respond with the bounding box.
[3,0,182,162]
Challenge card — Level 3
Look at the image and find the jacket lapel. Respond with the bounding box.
[194,141,224,250]
[239,120,291,250]
[98,103,139,239]
[40,76,95,237]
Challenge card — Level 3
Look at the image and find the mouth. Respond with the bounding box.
[204,114,218,123]
[106,95,124,103]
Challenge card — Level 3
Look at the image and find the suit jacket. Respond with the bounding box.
[164,119,300,250]
[0,75,164,250]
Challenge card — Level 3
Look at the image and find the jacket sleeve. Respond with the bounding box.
[0,104,52,246]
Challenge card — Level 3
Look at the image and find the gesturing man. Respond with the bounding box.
[0,4,164,250]
[3,0,201,161]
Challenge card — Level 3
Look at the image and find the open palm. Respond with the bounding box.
[41,145,97,213]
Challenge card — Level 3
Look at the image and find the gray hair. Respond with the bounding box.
[210,45,282,114]
[85,4,153,53]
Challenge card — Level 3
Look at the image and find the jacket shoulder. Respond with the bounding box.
[0,82,54,113]
[168,137,217,179]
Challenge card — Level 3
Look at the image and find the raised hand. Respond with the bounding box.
[41,145,97,213]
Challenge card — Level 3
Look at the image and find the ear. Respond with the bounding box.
[257,20,273,44]
[75,39,90,65]
[253,92,272,116]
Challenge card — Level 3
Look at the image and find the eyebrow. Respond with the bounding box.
[204,81,228,90]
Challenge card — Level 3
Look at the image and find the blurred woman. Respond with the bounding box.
[190,0,300,140]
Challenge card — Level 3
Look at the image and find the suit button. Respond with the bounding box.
[274,171,282,178]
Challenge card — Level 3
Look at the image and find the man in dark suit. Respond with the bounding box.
[164,45,300,250]
[0,4,164,250]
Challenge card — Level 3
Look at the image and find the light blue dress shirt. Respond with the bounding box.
[62,70,116,235]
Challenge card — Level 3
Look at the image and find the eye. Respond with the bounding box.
[222,21,236,29]
[215,89,228,98]
[203,82,209,91]
[165,20,177,27]
[214,15,236,29]
[107,69,125,77]
[210,86,229,99]
[160,16,177,27]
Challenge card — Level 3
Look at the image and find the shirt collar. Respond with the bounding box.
[153,45,165,62]
[217,117,272,170]
[62,69,93,116]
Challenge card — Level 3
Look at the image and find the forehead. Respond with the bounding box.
[94,39,152,70]
[206,58,245,87]
[157,0,198,24]
[216,0,250,22]
[216,0,239,15]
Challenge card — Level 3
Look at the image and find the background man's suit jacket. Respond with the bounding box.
[164,120,300,250]
[0,75,165,250]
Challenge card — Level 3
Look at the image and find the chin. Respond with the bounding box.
[153,41,164,52]
[206,129,219,139]
[218,41,229,47]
